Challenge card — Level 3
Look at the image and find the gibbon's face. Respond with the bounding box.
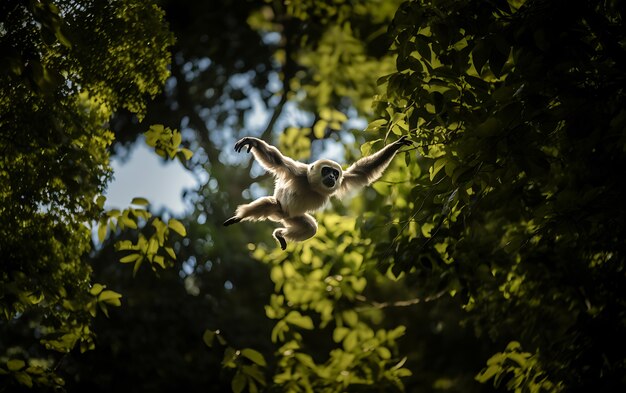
[308,159,343,194]
[321,166,340,188]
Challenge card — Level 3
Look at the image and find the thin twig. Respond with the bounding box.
[354,290,447,312]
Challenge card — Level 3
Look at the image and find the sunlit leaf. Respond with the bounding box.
[119,253,141,263]
[179,148,194,161]
[97,220,108,243]
[475,365,500,383]
[89,283,105,296]
[96,195,106,209]
[168,218,187,236]
[241,348,267,367]
[377,347,392,359]
[284,311,313,330]
[313,120,327,139]
[7,359,26,371]
[342,310,358,327]
[344,331,358,351]
[153,255,166,268]
[131,197,150,206]
[132,257,144,276]
[172,131,182,148]
[98,290,122,306]
[164,246,176,259]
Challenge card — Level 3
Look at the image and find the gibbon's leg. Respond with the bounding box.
[272,214,318,250]
[223,197,283,226]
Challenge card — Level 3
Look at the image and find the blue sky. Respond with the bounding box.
[104,140,199,216]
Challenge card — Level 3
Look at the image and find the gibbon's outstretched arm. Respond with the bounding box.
[234,137,308,178]
[337,135,412,197]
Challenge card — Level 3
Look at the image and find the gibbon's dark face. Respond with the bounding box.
[321,166,340,188]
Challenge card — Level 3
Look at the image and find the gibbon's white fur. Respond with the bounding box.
[224,136,412,250]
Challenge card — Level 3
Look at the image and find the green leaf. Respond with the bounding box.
[147,237,159,256]
[475,117,501,137]
[153,255,165,268]
[396,368,412,377]
[377,347,392,359]
[241,348,267,367]
[115,240,134,251]
[55,27,72,49]
[132,257,144,276]
[179,148,193,161]
[475,365,500,383]
[131,197,150,206]
[121,216,138,229]
[164,246,176,259]
[242,364,266,385]
[429,157,447,181]
[15,371,33,387]
[95,195,106,209]
[202,330,215,348]
[342,310,358,327]
[168,218,187,236]
[344,331,358,351]
[472,40,490,74]
[119,253,141,263]
[508,352,529,366]
[232,370,247,393]
[489,47,508,77]
[313,120,327,139]
[414,35,431,62]
[365,119,388,132]
[89,283,105,296]
[391,356,408,370]
[172,131,182,148]
[333,327,350,343]
[284,311,314,330]
[97,219,108,243]
[98,290,122,306]
[7,359,26,371]
[506,341,522,351]
[360,139,381,156]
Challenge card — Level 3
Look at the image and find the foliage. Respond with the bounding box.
[372,0,626,390]
[98,126,192,276]
[475,341,562,393]
[0,0,175,389]
[203,329,268,393]
[3,0,624,392]
[246,214,412,392]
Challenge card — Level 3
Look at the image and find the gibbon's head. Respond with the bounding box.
[308,159,343,194]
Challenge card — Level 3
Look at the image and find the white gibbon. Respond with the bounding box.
[224,135,412,249]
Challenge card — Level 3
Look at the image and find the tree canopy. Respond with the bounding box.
[1,0,625,392]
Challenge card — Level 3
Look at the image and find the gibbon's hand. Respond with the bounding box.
[394,135,413,147]
[234,137,258,153]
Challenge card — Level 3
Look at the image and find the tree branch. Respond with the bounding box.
[354,290,447,312]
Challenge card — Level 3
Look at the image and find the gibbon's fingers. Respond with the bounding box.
[223,216,242,226]
[234,137,253,153]
[396,135,413,146]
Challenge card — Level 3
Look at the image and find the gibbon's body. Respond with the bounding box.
[224,136,411,250]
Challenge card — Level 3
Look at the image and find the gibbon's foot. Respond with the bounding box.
[274,233,287,250]
[223,216,242,226]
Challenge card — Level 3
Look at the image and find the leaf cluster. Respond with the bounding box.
[371,0,626,390]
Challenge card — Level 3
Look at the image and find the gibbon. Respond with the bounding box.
[224,135,412,250]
